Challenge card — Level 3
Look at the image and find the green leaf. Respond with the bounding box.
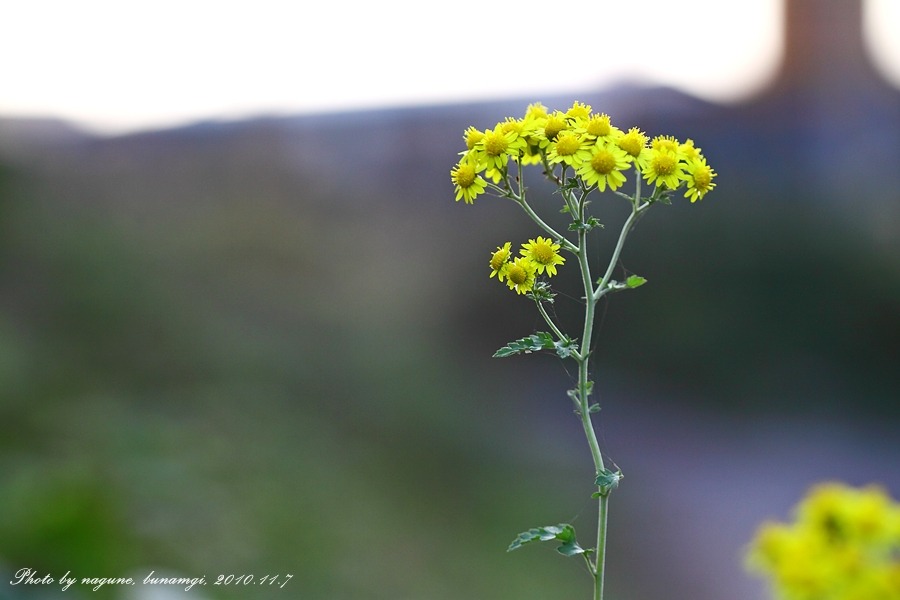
[651,192,672,205]
[493,332,555,358]
[493,333,577,359]
[507,524,588,557]
[568,217,603,232]
[593,468,623,497]
[625,275,647,288]
[553,337,578,359]
[526,281,555,303]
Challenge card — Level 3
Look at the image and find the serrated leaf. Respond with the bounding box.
[507,524,587,556]
[553,337,578,359]
[625,275,647,288]
[593,468,623,497]
[493,332,555,358]
[568,217,603,233]
[526,281,556,303]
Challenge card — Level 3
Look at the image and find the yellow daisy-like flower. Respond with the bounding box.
[546,131,591,167]
[682,156,716,202]
[473,124,522,172]
[566,101,592,121]
[651,135,680,153]
[578,113,620,142]
[747,483,900,600]
[536,111,570,149]
[641,147,685,190]
[463,126,484,151]
[577,143,630,191]
[524,102,549,121]
[499,117,535,164]
[678,138,701,161]
[517,111,545,166]
[505,256,538,294]
[499,117,525,138]
[520,236,565,276]
[451,157,487,204]
[489,242,512,281]
[616,126,649,166]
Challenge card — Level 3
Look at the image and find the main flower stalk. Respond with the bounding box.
[450,101,716,600]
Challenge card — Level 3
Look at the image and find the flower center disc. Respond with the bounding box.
[591,151,615,174]
[507,264,526,285]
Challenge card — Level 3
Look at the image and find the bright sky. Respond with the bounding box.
[0,0,894,135]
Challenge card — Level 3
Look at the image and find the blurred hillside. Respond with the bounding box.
[1,3,899,600]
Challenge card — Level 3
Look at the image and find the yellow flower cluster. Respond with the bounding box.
[490,237,565,295]
[746,483,900,600]
[450,101,716,204]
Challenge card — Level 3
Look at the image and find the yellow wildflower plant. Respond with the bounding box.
[449,101,718,600]
[747,483,900,600]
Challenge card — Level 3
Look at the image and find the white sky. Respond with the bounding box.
[0,0,896,135]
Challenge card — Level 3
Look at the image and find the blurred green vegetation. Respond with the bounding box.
[0,143,593,599]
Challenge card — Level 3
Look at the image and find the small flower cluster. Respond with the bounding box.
[450,101,716,205]
[489,237,565,295]
[746,483,900,600]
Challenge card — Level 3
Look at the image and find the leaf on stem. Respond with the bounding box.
[568,380,595,404]
[553,337,578,359]
[568,217,603,232]
[507,523,588,557]
[650,191,672,205]
[493,332,554,358]
[526,281,555,303]
[592,468,623,498]
[625,275,647,288]
[493,332,577,359]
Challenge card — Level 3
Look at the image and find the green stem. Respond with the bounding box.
[575,176,652,600]
[515,168,654,600]
[594,178,649,301]
[594,495,610,600]
[517,196,578,253]
[571,191,607,600]
[536,301,578,360]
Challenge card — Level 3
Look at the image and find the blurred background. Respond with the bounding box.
[1,1,898,599]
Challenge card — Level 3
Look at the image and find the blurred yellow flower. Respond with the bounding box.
[747,483,900,600]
